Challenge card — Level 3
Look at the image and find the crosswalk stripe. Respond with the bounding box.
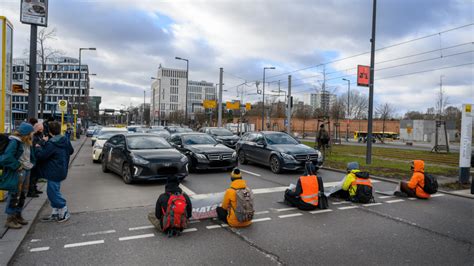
[278,213,303,219]
[338,206,358,210]
[378,195,395,199]
[275,207,297,212]
[30,247,50,252]
[309,209,333,214]
[363,203,382,207]
[64,240,105,248]
[253,217,272,223]
[183,228,198,233]
[332,201,351,205]
[119,234,154,241]
[386,199,405,204]
[206,225,222,229]
[128,225,154,231]
[431,194,445,197]
[254,210,270,215]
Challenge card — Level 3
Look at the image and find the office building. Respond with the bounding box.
[305,91,337,114]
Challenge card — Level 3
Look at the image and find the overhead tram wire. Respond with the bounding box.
[264,23,474,81]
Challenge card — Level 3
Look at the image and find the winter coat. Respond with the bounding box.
[287,175,325,210]
[0,137,35,192]
[35,135,74,182]
[31,132,46,180]
[221,179,252,228]
[407,160,430,199]
[342,169,361,197]
[155,182,192,221]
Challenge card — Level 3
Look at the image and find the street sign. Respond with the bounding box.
[72,109,78,115]
[20,0,48,27]
[58,100,67,112]
[203,100,217,109]
[226,101,240,110]
[357,65,370,87]
[465,104,472,117]
[245,103,252,111]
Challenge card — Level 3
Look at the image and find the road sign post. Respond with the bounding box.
[58,100,67,135]
[458,104,473,190]
[73,109,78,141]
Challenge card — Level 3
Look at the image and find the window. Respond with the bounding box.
[170,87,178,94]
[170,95,178,103]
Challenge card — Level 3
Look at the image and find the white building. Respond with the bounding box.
[150,66,216,125]
[305,91,337,113]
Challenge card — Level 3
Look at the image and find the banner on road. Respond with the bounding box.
[189,192,224,220]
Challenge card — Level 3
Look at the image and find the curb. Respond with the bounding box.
[1,136,88,265]
[321,166,474,200]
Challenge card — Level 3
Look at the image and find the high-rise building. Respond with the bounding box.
[151,66,216,125]
[12,57,91,123]
[305,91,337,115]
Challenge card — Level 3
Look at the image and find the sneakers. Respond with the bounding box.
[5,215,22,229]
[57,207,70,223]
[41,208,59,222]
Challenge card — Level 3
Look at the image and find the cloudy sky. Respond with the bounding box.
[1,0,473,116]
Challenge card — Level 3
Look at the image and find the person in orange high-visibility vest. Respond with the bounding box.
[284,162,324,211]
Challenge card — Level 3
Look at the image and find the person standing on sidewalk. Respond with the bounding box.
[35,121,74,222]
[28,123,47,198]
[1,122,35,229]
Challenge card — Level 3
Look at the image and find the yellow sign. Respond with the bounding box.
[73,109,78,115]
[58,100,68,112]
[203,100,217,109]
[226,101,240,110]
[245,103,251,110]
[465,104,471,113]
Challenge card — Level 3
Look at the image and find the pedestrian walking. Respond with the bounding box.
[35,121,74,222]
[1,122,35,229]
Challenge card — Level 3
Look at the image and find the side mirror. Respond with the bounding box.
[256,140,266,146]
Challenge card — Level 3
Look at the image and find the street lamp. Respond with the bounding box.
[342,78,350,142]
[78,47,96,128]
[262,67,275,130]
[151,77,162,125]
[175,56,189,124]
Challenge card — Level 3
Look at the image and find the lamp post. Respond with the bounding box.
[78,47,96,129]
[342,78,350,142]
[151,77,162,125]
[262,67,275,130]
[175,57,189,124]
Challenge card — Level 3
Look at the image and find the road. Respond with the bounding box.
[11,139,474,265]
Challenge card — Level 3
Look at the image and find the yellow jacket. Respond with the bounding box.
[221,179,252,228]
[342,169,360,197]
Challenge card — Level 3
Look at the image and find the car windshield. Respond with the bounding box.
[98,132,122,140]
[175,128,192,133]
[265,133,299,145]
[210,129,233,136]
[127,136,171,150]
[182,134,217,145]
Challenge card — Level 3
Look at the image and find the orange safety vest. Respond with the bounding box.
[352,177,373,187]
[299,175,319,206]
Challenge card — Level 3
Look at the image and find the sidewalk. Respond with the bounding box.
[0,136,87,266]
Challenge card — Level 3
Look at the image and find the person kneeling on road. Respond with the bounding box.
[284,162,327,211]
[216,168,254,228]
[395,160,435,199]
[148,175,192,237]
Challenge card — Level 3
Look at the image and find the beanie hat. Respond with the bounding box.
[230,168,242,181]
[17,122,34,136]
[347,162,359,171]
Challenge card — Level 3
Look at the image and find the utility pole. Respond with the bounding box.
[27,25,38,119]
[366,0,377,164]
[287,75,292,135]
[262,67,275,130]
[218,67,223,127]
[342,78,350,142]
[439,75,444,120]
[142,90,145,125]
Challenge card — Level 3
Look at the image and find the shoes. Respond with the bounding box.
[27,191,39,198]
[5,215,22,229]
[394,191,408,198]
[41,208,59,222]
[14,213,28,225]
[57,207,70,223]
[35,189,43,194]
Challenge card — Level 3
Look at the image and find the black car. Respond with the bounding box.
[165,126,193,134]
[168,133,237,172]
[146,128,171,139]
[236,131,323,174]
[101,134,189,184]
[200,127,240,149]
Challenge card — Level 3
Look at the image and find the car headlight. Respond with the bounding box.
[232,151,237,158]
[281,153,295,160]
[180,156,188,163]
[132,154,149,165]
[194,153,207,159]
[93,142,102,149]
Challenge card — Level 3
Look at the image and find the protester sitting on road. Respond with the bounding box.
[216,168,254,228]
[330,162,361,200]
[2,122,35,229]
[28,122,47,198]
[395,160,431,199]
[148,175,192,236]
[284,162,326,210]
[35,121,74,223]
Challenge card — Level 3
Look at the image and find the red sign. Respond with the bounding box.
[357,65,370,87]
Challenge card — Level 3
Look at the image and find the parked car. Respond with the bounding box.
[86,126,98,137]
[92,131,125,163]
[236,131,323,174]
[168,133,237,172]
[91,127,126,146]
[145,128,171,139]
[200,127,240,149]
[101,134,189,184]
[166,126,193,134]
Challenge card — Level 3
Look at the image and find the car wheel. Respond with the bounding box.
[238,150,248,165]
[122,163,133,184]
[270,155,282,174]
[101,156,109,173]
[187,155,196,173]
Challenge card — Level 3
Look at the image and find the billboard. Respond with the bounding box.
[357,65,370,87]
[20,0,48,27]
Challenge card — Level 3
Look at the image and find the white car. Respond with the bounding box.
[92,129,127,163]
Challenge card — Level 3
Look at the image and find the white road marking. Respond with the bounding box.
[30,247,50,252]
[206,225,222,229]
[275,207,297,212]
[278,213,303,219]
[240,169,261,177]
[253,187,287,194]
[183,228,198,233]
[189,220,201,224]
[30,239,41,243]
[338,206,359,210]
[431,194,445,197]
[378,195,395,199]
[253,217,272,223]
[309,209,333,214]
[254,210,270,215]
[119,234,155,241]
[332,201,351,205]
[179,184,196,196]
[128,225,154,231]
[386,199,405,204]
[221,224,229,228]
[64,240,105,248]
[363,203,383,207]
[82,230,116,236]
[408,198,417,201]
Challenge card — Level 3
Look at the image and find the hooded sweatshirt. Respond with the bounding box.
[155,177,193,221]
[221,179,252,228]
[35,135,74,182]
[342,169,361,197]
[407,160,430,199]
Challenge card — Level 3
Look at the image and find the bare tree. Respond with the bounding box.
[340,91,368,120]
[168,110,185,125]
[37,28,63,118]
[376,103,395,142]
[294,104,312,136]
[331,97,346,122]
[436,76,449,120]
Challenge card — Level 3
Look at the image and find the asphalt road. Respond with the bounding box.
[10,140,474,265]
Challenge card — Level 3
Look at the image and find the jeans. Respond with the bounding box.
[5,170,30,215]
[47,180,66,209]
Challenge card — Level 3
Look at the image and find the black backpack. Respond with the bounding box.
[0,133,10,155]
[422,173,438,194]
[353,172,374,204]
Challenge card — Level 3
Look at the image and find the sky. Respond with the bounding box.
[1,0,473,117]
